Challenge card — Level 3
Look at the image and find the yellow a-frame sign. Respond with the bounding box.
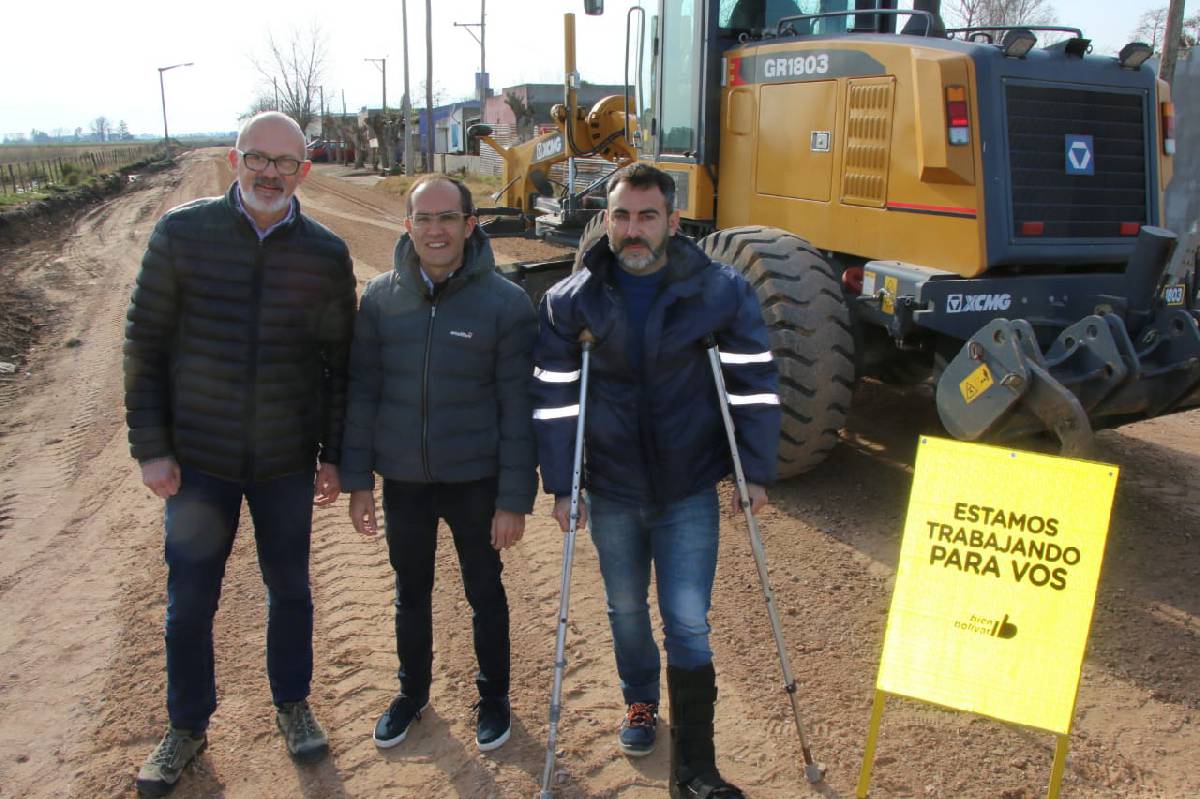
[857,436,1118,799]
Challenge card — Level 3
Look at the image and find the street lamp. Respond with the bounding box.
[158,62,194,160]
[364,57,387,111]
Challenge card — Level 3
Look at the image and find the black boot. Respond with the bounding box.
[667,663,745,799]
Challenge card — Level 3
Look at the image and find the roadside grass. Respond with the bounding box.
[0,190,52,206]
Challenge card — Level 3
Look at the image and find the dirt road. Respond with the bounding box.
[0,150,1196,799]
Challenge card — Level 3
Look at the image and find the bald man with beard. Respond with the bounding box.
[124,112,356,796]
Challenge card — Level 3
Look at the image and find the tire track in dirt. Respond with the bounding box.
[0,153,232,799]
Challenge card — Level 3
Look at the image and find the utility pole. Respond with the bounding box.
[365,58,389,170]
[425,0,434,173]
[273,77,279,110]
[320,86,326,139]
[1160,0,1187,85]
[402,0,414,176]
[157,61,194,160]
[454,0,486,126]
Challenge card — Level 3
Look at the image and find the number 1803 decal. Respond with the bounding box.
[763,53,830,79]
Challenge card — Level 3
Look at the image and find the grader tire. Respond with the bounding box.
[572,211,607,273]
[699,226,855,478]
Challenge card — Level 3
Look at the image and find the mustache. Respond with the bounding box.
[253,177,283,189]
[616,237,651,252]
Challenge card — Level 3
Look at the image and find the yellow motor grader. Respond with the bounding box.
[475,0,1196,478]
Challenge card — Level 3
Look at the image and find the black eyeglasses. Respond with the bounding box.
[237,149,304,176]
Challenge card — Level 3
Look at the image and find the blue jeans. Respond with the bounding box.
[163,466,316,732]
[587,487,720,705]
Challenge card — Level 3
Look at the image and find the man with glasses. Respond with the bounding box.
[340,175,537,753]
[125,111,356,796]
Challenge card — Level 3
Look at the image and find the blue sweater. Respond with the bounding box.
[612,265,666,374]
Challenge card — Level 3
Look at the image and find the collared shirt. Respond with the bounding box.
[233,184,297,240]
[419,267,458,296]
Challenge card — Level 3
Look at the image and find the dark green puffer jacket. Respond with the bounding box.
[123,183,357,481]
[339,228,538,513]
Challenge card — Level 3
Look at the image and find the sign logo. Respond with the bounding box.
[1163,284,1186,306]
[955,612,1018,639]
[1065,134,1094,176]
[946,293,1012,313]
[534,133,564,163]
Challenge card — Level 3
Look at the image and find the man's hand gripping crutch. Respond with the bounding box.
[537,329,594,799]
[703,334,826,785]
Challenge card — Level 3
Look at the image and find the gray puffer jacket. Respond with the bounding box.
[339,228,538,513]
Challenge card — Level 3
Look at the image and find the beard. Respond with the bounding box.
[612,235,668,272]
[241,177,292,215]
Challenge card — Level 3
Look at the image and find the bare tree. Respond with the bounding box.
[90,116,110,142]
[417,81,449,110]
[240,94,277,122]
[365,109,404,171]
[252,25,327,134]
[944,0,1056,31]
[1132,6,1171,51]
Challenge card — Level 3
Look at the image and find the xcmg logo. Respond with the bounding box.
[946,293,1012,313]
[534,134,564,163]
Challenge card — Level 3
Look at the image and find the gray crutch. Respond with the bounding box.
[538,330,594,799]
[703,335,825,784]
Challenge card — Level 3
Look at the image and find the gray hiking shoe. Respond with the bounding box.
[276,700,329,763]
[135,727,207,797]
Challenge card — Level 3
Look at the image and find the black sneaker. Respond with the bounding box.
[474,696,511,752]
[618,701,658,756]
[373,694,430,748]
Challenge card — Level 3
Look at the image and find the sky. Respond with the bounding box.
[2,0,1189,139]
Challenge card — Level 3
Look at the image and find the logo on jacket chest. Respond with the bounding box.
[449,329,474,339]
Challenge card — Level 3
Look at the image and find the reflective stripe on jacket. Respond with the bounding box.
[532,234,780,505]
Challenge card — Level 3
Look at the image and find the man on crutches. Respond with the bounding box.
[532,163,781,798]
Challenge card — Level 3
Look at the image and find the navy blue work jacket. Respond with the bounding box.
[532,233,781,505]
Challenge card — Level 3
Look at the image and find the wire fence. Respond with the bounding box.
[0,144,160,196]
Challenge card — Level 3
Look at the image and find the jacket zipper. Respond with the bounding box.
[244,239,266,479]
[421,299,438,482]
